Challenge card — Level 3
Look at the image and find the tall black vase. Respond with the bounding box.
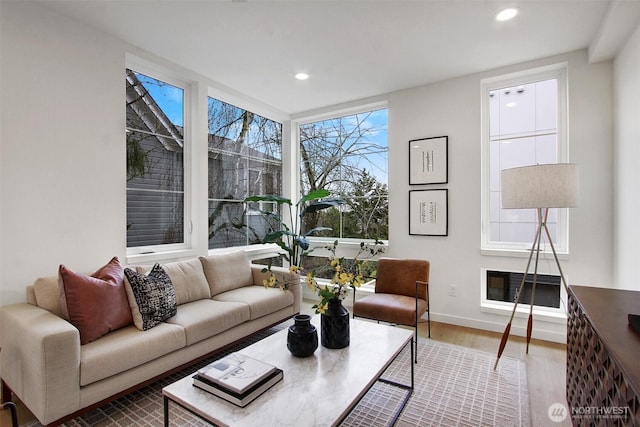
[321,298,350,349]
[287,314,318,357]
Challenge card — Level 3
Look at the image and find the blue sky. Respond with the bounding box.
[137,73,184,127]
[137,72,388,184]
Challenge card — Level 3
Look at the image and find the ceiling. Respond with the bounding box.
[35,0,640,116]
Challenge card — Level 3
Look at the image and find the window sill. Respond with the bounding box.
[126,249,200,266]
[480,301,567,324]
[209,243,282,261]
[480,247,569,260]
[302,278,376,306]
[126,243,284,266]
[305,237,388,258]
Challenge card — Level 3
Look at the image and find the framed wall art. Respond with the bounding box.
[409,136,448,184]
[409,189,448,236]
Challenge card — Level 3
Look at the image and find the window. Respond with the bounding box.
[299,108,388,241]
[481,64,568,254]
[126,68,188,251]
[480,268,567,320]
[485,270,561,308]
[207,97,283,249]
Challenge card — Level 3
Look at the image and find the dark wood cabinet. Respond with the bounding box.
[567,285,640,426]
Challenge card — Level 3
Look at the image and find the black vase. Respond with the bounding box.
[287,314,318,357]
[320,298,350,349]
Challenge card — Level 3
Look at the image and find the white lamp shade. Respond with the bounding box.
[501,163,578,209]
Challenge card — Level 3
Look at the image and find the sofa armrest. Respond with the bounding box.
[251,265,301,314]
[0,303,81,425]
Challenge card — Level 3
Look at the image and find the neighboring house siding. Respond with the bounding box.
[206,135,281,249]
[125,71,185,248]
[126,131,184,247]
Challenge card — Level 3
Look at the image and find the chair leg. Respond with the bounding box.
[414,320,419,363]
[427,294,431,338]
[414,283,418,363]
[2,402,18,427]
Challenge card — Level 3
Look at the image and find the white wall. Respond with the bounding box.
[0,2,285,306]
[1,2,126,305]
[613,22,640,290]
[0,2,622,344]
[386,50,614,342]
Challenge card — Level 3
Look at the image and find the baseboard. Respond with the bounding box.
[430,312,567,344]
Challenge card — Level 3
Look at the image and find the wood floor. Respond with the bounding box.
[426,320,570,427]
[1,308,569,427]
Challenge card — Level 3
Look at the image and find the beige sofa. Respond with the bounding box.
[0,250,299,426]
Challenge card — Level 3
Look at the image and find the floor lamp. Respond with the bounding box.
[494,163,578,370]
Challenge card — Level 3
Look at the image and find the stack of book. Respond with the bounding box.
[193,352,283,407]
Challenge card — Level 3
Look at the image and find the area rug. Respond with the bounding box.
[22,325,529,427]
[341,339,530,427]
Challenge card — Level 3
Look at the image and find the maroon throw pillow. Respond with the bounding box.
[59,257,133,345]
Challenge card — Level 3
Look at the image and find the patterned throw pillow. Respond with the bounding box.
[123,264,177,330]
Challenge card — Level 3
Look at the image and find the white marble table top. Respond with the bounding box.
[163,317,413,427]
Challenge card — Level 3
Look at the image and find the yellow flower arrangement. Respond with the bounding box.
[306,240,384,314]
[259,239,384,311]
[261,265,302,289]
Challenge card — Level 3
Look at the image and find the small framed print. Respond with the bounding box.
[409,189,448,236]
[409,136,448,185]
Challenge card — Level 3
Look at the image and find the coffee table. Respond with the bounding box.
[162,317,414,427]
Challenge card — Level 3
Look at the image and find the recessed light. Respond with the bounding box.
[295,72,309,81]
[496,8,518,22]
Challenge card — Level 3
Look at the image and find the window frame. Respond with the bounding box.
[480,63,570,256]
[125,56,195,259]
[124,56,290,265]
[205,94,284,250]
[479,268,568,322]
[292,101,390,257]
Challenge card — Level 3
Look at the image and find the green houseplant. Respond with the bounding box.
[244,189,343,274]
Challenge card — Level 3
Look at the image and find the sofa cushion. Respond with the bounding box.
[124,265,177,330]
[213,286,294,320]
[58,257,133,345]
[200,251,253,296]
[161,258,211,305]
[33,276,65,318]
[166,299,250,346]
[80,323,186,386]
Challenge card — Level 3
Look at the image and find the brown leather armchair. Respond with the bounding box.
[352,257,430,363]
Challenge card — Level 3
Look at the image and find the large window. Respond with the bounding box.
[481,64,568,254]
[126,68,187,251]
[299,108,388,241]
[125,60,382,258]
[207,97,283,249]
